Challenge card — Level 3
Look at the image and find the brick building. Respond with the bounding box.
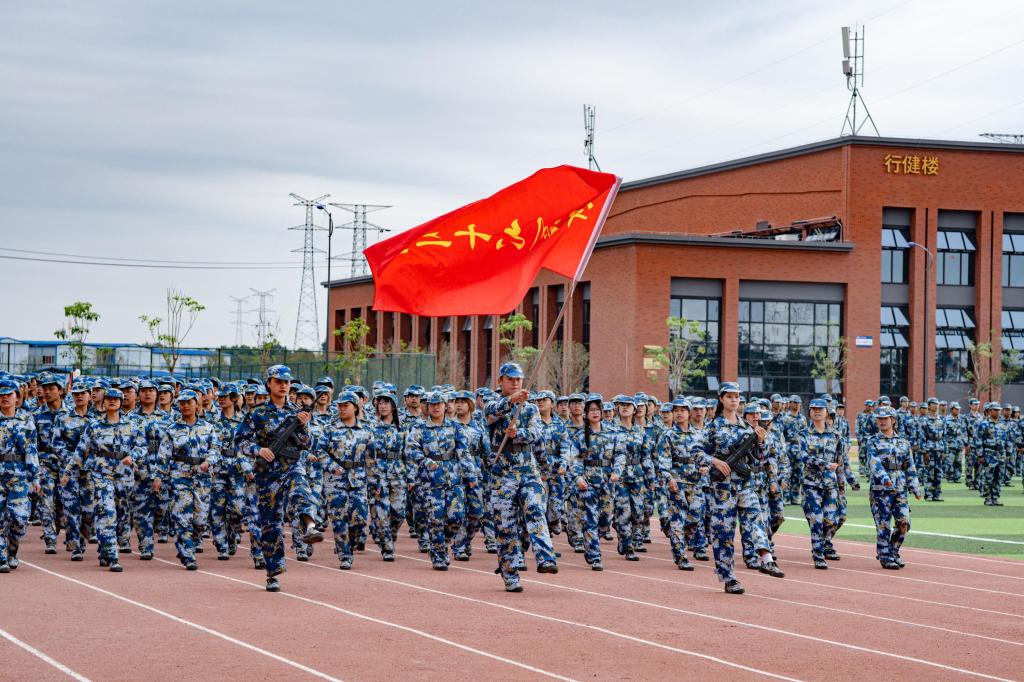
[325,135,1024,407]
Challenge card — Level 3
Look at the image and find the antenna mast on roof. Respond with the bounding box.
[583,104,601,170]
[840,25,879,137]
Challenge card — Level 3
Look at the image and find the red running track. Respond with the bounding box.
[2,521,1021,681]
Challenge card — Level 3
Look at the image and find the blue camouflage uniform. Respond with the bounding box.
[919,400,946,500]
[51,386,94,557]
[654,400,703,569]
[451,392,489,560]
[31,377,65,552]
[533,392,570,537]
[209,396,263,566]
[864,407,921,568]
[570,406,625,570]
[943,406,966,484]
[367,401,406,559]
[0,380,39,571]
[322,393,374,568]
[977,405,1007,505]
[800,404,843,565]
[781,400,807,504]
[127,395,167,558]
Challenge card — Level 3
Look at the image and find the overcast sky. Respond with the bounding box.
[2,0,1021,349]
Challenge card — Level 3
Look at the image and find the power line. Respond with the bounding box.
[0,254,317,270]
[0,247,306,266]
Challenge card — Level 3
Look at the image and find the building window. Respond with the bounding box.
[462,317,472,383]
[935,307,975,382]
[1002,233,1024,288]
[669,296,721,394]
[881,227,910,284]
[483,315,494,386]
[880,306,910,398]
[1001,310,1024,383]
[581,285,591,352]
[936,230,975,286]
[530,289,540,348]
[738,300,840,400]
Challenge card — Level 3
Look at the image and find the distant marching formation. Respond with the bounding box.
[0,364,1017,595]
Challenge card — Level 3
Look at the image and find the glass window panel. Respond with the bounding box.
[739,301,749,322]
[935,309,947,327]
[947,333,965,349]
[937,232,949,250]
[1003,310,1012,328]
[963,309,975,328]
[881,252,892,283]
[766,302,788,323]
[682,298,706,322]
[1012,257,1024,287]
[750,377,763,392]
[948,232,965,250]
[708,300,719,321]
[814,324,828,346]
[894,307,910,326]
[765,344,787,360]
[766,324,787,344]
[828,324,840,345]
[670,298,681,319]
[881,307,895,326]
[880,331,894,347]
[1005,235,1015,253]
[882,229,896,248]
[738,377,750,392]
[1013,311,1024,329]
[892,253,905,283]
[750,323,763,344]
[1014,235,1024,253]
[962,232,976,251]
[1003,336,1012,350]
[790,324,813,345]
[1005,255,1011,287]
[792,302,813,324]
[895,332,909,348]
[894,230,910,248]
[752,301,764,321]
[935,333,948,349]
[829,304,840,321]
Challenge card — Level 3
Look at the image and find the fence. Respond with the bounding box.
[191,354,437,393]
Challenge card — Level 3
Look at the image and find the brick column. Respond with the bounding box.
[721,277,740,382]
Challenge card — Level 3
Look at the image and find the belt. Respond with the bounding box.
[426,453,455,462]
[583,459,610,467]
[333,460,365,470]
[376,452,402,461]
[672,457,692,465]
[0,452,25,463]
[172,454,204,465]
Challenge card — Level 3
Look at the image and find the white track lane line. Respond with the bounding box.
[768,540,1024,580]
[563,538,1024,619]
[0,625,93,682]
[772,531,1024,567]
[153,557,577,682]
[395,553,1013,682]
[548,551,1022,648]
[279,549,803,682]
[781,516,1024,546]
[23,561,342,682]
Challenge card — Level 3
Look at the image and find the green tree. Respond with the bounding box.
[498,312,541,382]
[332,318,373,384]
[810,336,849,396]
[140,288,205,375]
[649,316,710,396]
[965,333,1022,399]
[54,301,100,372]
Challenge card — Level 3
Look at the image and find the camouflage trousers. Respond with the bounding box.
[210,471,262,558]
[323,476,368,561]
[617,470,646,552]
[801,484,839,560]
[662,481,706,562]
[368,464,406,555]
[869,489,910,561]
[539,464,565,533]
[289,465,320,554]
[980,458,1004,504]
[168,466,209,564]
[423,479,465,565]
[36,461,62,547]
[59,472,93,553]
[643,466,656,540]
[563,482,583,548]
[131,475,156,556]
[492,465,555,587]
[945,447,963,482]
[740,477,772,564]
[786,448,803,504]
[579,467,624,565]
[115,472,134,550]
[965,450,980,488]
[0,468,32,565]
[254,461,312,578]
[709,479,769,583]
[922,451,944,500]
[91,474,120,563]
[451,478,484,557]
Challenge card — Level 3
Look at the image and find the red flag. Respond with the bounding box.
[365,165,621,316]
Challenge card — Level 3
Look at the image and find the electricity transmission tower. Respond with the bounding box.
[328,203,391,277]
[839,25,879,136]
[249,288,277,348]
[228,295,249,347]
[288,193,328,350]
[583,104,601,171]
[980,133,1024,144]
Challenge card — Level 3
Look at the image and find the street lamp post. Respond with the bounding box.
[908,241,934,400]
[317,204,333,364]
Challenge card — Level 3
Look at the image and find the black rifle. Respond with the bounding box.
[711,429,757,482]
[267,406,312,462]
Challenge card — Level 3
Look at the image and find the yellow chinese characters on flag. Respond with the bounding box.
[364,165,621,316]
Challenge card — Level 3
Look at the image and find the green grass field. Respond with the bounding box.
[779,479,1024,560]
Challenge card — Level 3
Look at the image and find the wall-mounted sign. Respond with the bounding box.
[884,154,938,175]
[855,335,874,348]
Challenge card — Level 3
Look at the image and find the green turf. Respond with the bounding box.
[779,479,1024,560]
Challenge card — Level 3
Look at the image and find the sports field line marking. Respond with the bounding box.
[786,559,1024,598]
[23,561,342,682]
[782,516,1024,546]
[550,551,1023,648]
[285,550,803,682]
[773,531,1024,567]
[0,625,92,682]
[769,540,1024,581]
[579,538,1024,618]
[156,557,577,682]
[395,553,1014,682]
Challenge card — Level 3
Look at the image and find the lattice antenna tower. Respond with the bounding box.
[840,25,880,137]
[328,203,392,277]
[249,288,277,348]
[288,193,329,350]
[583,104,601,171]
[228,295,249,347]
[980,133,1024,144]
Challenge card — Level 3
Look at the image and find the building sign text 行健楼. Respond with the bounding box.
[883,154,938,175]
